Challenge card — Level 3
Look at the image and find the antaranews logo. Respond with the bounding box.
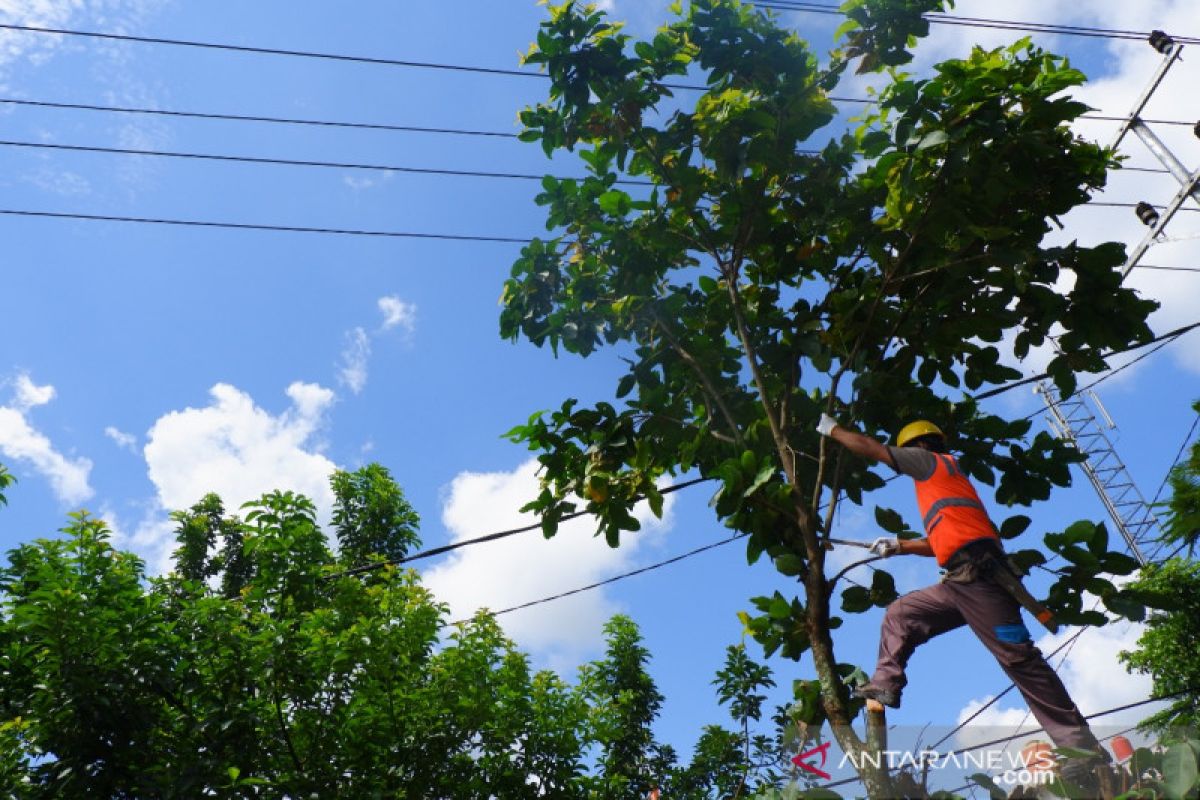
[791,741,832,781]
[790,739,1056,789]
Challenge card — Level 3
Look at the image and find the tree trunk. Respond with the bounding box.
[804,548,895,798]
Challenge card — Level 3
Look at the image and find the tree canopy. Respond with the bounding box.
[0,463,811,798]
[501,0,1162,793]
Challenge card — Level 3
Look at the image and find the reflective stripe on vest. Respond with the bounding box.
[913,453,998,565]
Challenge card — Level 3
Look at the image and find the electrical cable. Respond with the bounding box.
[1142,411,1200,562]
[330,476,712,580]
[0,138,655,186]
[971,319,1200,403]
[1150,411,1199,508]
[1135,265,1200,274]
[2,96,1196,140]
[4,18,1199,107]
[451,533,746,624]
[2,140,1178,197]
[751,1,1200,45]
[1088,201,1200,212]
[0,208,532,242]
[0,97,523,139]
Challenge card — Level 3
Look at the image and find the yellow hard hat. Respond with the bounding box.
[896,420,945,448]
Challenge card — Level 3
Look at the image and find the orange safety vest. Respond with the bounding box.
[913,453,999,565]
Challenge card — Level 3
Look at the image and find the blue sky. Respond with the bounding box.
[2,0,1199,791]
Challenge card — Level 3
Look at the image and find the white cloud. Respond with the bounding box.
[423,459,675,666]
[915,1,1200,377]
[0,374,93,505]
[144,382,338,521]
[104,425,138,452]
[13,373,55,410]
[378,295,417,334]
[23,168,91,197]
[343,169,395,191]
[337,327,371,395]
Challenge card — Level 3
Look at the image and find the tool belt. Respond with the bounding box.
[941,538,1059,633]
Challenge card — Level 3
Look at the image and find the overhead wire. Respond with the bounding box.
[750,1,1200,45]
[6,13,1194,745]
[451,533,746,624]
[0,138,655,186]
[0,97,523,139]
[332,476,711,579]
[1,96,1195,140]
[0,209,532,243]
[1,139,1186,206]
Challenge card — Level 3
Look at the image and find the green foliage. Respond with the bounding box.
[1120,557,1200,734]
[506,4,1158,790]
[171,492,240,586]
[1111,736,1200,799]
[836,0,952,75]
[1041,519,1155,625]
[580,615,672,798]
[0,464,13,506]
[0,502,592,796]
[1158,400,1200,555]
[330,463,421,566]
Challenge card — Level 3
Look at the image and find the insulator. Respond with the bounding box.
[1148,30,1176,54]
[1135,201,1160,227]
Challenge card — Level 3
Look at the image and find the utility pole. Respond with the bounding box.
[1037,30,1198,565]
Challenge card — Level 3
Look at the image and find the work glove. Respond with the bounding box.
[869,537,900,557]
[816,413,839,437]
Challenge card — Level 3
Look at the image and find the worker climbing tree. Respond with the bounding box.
[503,0,1167,795]
[818,415,1109,792]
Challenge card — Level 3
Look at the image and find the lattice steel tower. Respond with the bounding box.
[1037,29,1198,565]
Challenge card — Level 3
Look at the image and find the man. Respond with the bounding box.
[815,414,1105,762]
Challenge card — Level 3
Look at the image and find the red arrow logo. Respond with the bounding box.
[792,740,832,780]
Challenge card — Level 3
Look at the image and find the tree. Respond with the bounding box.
[0,467,592,797]
[0,464,13,507]
[579,615,674,798]
[502,1,1160,793]
[1121,400,1200,734]
[330,463,421,567]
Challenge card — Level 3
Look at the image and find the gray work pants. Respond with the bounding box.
[871,577,1100,751]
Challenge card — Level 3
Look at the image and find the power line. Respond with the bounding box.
[1152,411,1199,508]
[972,319,1200,403]
[752,1,1200,45]
[3,139,1174,192]
[331,476,712,580]
[2,96,1195,141]
[1144,410,1200,562]
[1088,201,1200,213]
[0,97,522,139]
[0,208,532,243]
[3,21,1198,122]
[0,138,657,186]
[1136,265,1200,274]
[452,533,745,624]
[0,22,548,80]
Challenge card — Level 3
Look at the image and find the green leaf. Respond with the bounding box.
[999,515,1031,540]
[774,553,806,577]
[1163,743,1198,800]
[841,586,872,614]
[874,505,906,534]
[598,190,631,215]
[744,464,776,498]
[914,129,948,149]
[968,772,1007,800]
